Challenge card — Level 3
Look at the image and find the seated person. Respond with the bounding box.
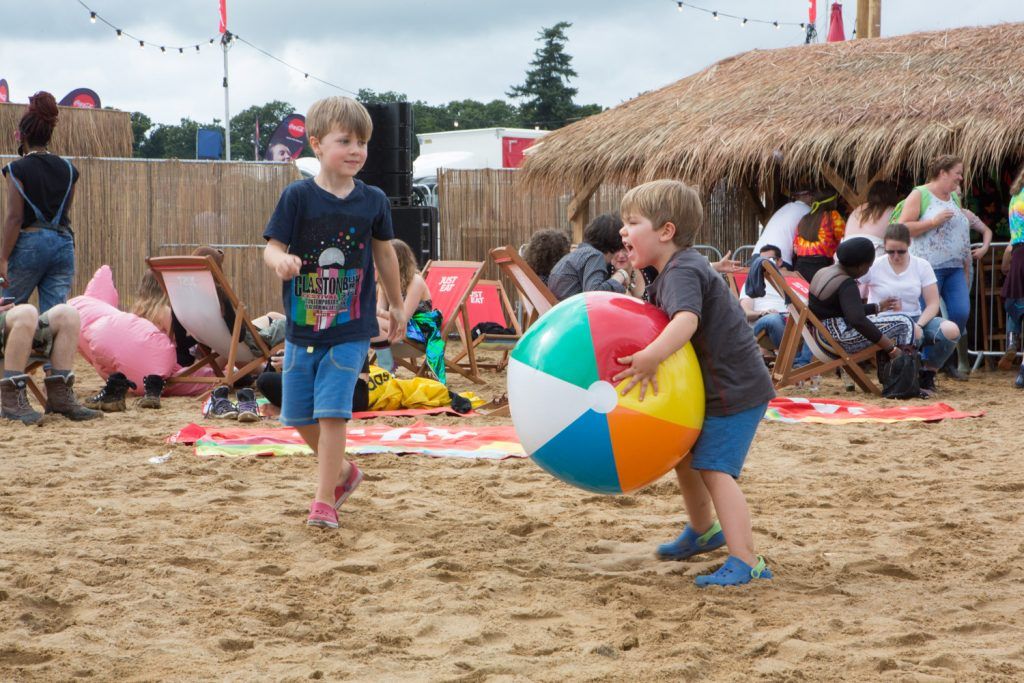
[808,237,917,361]
[738,244,809,367]
[547,213,631,300]
[371,239,444,380]
[842,181,898,257]
[522,228,570,287]
[608,244,646,299]
[1,301,102,424]
[859,223,961,394]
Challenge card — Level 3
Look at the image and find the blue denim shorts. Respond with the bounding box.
[3,229,75,313]
[689,402,768,478]
[280,339,370,426]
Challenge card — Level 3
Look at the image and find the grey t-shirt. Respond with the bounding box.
[649,249,776,416]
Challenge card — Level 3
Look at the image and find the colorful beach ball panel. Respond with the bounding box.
[509,293,704,494]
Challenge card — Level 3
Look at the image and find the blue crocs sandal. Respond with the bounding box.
[656,521,726,560]
[695,555,772,587]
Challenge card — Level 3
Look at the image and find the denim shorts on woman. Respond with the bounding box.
[688,402,769,478]
[280,339,370,426]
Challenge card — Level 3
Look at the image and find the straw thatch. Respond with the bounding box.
[0,156,298,316]
[523,22,1024,200]
[0,102,132,158]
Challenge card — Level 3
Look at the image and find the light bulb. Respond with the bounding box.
[90,12,96,23]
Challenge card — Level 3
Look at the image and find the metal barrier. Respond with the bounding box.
[731,244,756,266]
[693,244,723,263]
[968,240,1016,370]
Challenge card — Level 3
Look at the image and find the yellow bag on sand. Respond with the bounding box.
[365,365,484,411]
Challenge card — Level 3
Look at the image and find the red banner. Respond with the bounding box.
[808,0,817,23]
[218,0,227,33]
[827,2,846,42]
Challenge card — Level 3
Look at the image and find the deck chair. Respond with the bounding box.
[763,261,882,394]
[489,245,558,329]
[146,255,281,391]
[391,260,485,384]
[451,279,522,373]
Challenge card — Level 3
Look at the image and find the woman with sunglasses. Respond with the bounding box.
[858,224,961,395]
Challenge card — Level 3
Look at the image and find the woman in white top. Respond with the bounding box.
[843,181,898,256]
[896,155,971,382]
[859,223,961,394]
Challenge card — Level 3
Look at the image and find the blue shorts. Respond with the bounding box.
[280,339,370,426]
[689,402,768,478]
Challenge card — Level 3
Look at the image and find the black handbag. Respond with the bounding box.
[878,348,922,400]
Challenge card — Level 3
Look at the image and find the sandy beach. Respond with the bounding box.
[1,355,1022,682]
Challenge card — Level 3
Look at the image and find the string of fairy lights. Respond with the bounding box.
[665,0,811,32]
[74,1,358,95]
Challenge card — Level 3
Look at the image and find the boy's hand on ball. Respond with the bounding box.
[274,254,302,280]
[613,348,661,401]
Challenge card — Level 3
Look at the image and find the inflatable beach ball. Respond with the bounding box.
[508,292,705,494]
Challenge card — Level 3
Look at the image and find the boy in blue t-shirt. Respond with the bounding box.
[264,96,405,530]
[614,179,776,587]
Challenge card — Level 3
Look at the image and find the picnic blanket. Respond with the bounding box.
[168,422,525,459]
[765,397,983,424]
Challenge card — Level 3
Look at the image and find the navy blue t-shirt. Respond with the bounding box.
[263,178,394,346]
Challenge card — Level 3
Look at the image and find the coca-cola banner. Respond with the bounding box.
[264,114,306,161]
[59,88,101,109]
[0,79,9,103]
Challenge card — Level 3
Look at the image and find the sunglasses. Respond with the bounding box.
[885,249,908,255]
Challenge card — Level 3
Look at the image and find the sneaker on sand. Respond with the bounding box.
[84,372,136,412]
[333,463,364,509]
[656,521,726,561]
[207,386,238,419]
[695,555,773,587]
[236,388,260,423]
[307,501,339,529]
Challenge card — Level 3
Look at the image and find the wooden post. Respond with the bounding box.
[869,0,881,38]
[820,164,861,208]
[856,0,869,39]
[567,175,602,243]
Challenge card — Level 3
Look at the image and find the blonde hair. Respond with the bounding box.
[132,271,170,327]
[391,239,419,294]
[306,96,373,143]
[620,179,703,248]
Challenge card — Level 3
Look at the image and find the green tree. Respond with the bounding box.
[129,111,153,157]
[507,21,601,129]
[228,100,295,160]
[137,117,215,159]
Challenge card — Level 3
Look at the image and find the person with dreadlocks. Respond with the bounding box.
[1,91,79,313]
[792,190,846,283]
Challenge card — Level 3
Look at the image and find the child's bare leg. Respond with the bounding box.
[700,470,755,565]
[674,460,714,532]
[295,422,353,487]
[310,418,350,505]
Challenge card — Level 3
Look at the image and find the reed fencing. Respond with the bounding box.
[0,102,132,158]
[0,156,299,315]
[437,169,762,282]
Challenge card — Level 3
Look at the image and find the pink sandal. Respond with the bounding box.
[306,501,339,529]
[333,462,363,509]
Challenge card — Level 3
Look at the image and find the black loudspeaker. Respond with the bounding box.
[358,102,413,198]
[392,206,438,268]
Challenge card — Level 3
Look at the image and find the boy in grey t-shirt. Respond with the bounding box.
[614,179,775,587]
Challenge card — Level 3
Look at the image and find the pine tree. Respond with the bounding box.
[507,22,584,129]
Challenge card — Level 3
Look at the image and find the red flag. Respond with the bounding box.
[218,0,227,33]
[808,0,817,23]
[827,2,846,42]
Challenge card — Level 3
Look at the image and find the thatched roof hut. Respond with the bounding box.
[0,102,133,157]
[523,22,1024,231]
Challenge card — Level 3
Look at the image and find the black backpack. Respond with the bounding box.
[878,349,922,400]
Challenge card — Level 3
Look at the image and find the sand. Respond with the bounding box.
[1,354,1023,682]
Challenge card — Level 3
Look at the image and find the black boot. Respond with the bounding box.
[138,374,164,409]
[919,369,937,396]
[940,355,968,382]
[46,373,103,421]
[1,375,45,425]
[1016,366,1024,389]
[84,372,136,412]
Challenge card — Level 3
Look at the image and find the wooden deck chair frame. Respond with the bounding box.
[763,262,882,395]
[726,269,776,359]
[391,259,485,384]
[488,245,558,329]
[146,255,281,391]
[451,279,523,373]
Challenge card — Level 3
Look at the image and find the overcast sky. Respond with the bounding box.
[2,1,1022,127]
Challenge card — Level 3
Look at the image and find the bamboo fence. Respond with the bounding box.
[0,156,299,315]
[437,168,761,282]
[0,102,132,158]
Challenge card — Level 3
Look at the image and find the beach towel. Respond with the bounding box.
[168,422,525,459]
[406,309,446,383]
[764,396,983,424]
